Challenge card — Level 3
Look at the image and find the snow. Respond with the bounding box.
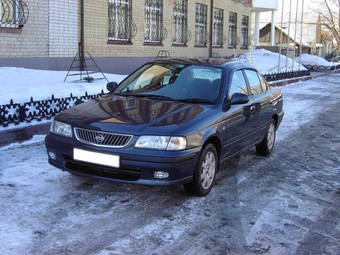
[294,53,336,66]
[0,50,339,254]
[0,67,127,106]
[241,48,308,73]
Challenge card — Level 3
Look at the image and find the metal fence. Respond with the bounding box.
[0,91,105,128]
[263,70,310,82]
[302,64,340,72]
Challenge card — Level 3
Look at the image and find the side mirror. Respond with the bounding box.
[106,82,119,92]
[223,93,249,111]
[230,93,249,105]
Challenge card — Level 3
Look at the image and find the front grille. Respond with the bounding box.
[74,128,133,148]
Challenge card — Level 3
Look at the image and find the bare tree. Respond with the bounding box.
[306,0,340,50]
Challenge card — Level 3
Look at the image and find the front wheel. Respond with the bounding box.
[256,119,276,156]
[183,144,218,197]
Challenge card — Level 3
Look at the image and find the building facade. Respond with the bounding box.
[0,0,254,74]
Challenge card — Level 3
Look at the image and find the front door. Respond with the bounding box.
[221,70,256,158]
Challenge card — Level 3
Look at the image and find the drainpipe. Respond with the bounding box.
[80,0,85,71]
[209,0,213,57]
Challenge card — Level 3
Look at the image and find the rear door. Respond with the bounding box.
[243,69,273,144]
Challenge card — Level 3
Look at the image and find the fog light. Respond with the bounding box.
[48,151,56,160]
[154,171,169,179]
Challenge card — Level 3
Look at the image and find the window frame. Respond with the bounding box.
[195,3,207,47]
[108,0,134,43]
[144,0,164,44]
[172,0,188,45]
[213,7,224,47]
[228,11,237,48]
[241,15,249,49]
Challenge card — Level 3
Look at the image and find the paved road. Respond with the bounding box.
[0,74,339,255]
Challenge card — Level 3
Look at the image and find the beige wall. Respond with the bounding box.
[49,0,79,58]
[0,0,48,58]
[84,0,252,58]
[0,0,253,72]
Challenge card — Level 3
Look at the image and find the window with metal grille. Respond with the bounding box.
[228,12,237,48]
[145,0,165,43]
[173,0,188,45]
[108,0,136,42]
[241,15,249,48]
[213,8,223,47]
[0,0,29,28]
[195,3,207,46]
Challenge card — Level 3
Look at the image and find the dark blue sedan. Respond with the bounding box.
[45,58,284,196]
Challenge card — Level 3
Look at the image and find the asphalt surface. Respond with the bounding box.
[0,73,339,254]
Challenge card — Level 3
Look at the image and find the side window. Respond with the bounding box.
[258,72,269,92]
[228,70,248,100]
[244,69,263,96]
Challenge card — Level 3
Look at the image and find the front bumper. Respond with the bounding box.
[45,133,201,186]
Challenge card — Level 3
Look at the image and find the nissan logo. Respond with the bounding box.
[95,134,105,144]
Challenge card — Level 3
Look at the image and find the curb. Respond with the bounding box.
[0,122,50,147]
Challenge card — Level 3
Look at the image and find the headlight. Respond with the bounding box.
[135,136,187,151]
[50,120,72,138]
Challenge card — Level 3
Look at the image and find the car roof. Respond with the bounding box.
[152,57,255,70]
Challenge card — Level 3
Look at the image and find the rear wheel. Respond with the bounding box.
[256,119,276,156]
[184,144,218,197]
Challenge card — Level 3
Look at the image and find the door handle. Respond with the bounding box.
[250,106,255,113]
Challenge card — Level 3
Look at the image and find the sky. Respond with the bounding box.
[0,50,339,253]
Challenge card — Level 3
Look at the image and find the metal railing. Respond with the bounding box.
[0,0,29,28]
[302,64,340,72]
[263,70,311,82]
[0,91,105,128]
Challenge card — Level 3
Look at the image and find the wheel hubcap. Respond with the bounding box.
[200,151,216,190]
[267,123,275,150]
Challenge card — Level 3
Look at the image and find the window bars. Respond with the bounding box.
[241,15,249,48]
[144,0,167,43]
[108,0,137,42]
[173,0,191,45]
[213,8,223,47]
[228,12,237,48]
[0,0,29,28]
[195,3,207,46]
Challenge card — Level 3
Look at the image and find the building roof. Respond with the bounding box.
[261,23,311,47]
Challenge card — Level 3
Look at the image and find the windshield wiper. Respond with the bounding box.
[130,94,174,101]
[177,98,214,104]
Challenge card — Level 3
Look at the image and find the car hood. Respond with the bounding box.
[56,94,214,135]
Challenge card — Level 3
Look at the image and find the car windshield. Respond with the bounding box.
[115,63,223,103]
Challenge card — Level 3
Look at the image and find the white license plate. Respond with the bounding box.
[73,148,120,168]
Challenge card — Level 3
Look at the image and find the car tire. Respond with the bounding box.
[256,119,276,156]
[183,144,218,197]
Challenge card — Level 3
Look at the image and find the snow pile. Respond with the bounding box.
[0,67,126,105]
[294,53,335,67]
[242,48,307,73]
